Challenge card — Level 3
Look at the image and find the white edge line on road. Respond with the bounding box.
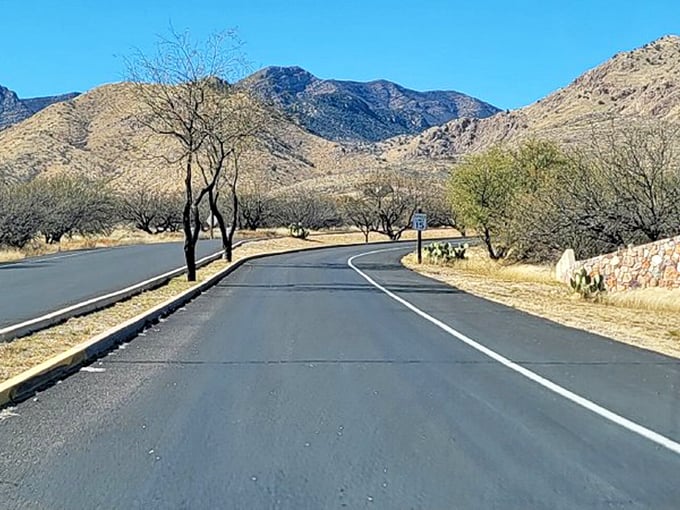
[0,246,230,339]
[348,246,680,457]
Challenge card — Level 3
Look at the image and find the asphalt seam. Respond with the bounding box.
[348,246,680,457]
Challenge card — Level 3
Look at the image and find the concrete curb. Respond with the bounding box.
[0,236,458,408]
[0,241,249,343]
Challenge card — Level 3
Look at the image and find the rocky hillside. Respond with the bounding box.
[240,66,500,142]
[0,82,390,192]
[2,36,679,193]
[379,34,680,161]
[0,85,79,130]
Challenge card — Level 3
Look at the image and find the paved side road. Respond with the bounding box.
[0,243,678,509]
[0,239,223,327]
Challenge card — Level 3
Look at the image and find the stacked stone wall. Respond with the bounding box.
[575,236,680,291]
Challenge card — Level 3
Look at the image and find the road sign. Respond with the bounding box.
[412,213,427,231]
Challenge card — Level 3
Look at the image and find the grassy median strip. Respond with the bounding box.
[403,248,680,359]
[0,229,460,384]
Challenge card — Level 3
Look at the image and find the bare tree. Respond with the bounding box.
[126,29,245,281]
[271,190,341,230]
[359,172,420,241]
[340,195,377,243]
[119,187,184,234]
[586,121,680,242]
[238,182,274,230]
[199,90,266,261]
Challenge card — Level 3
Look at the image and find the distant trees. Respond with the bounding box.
[118,187,184,234]
[340,195,377,242]
[0,182,41,249]
[31,175,118,244]
[270,190,341,230]
[0,175,118,249]
[340,171,442,242]
[238,182,275,231]
[448,125,680,262]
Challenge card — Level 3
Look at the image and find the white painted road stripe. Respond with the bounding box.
[348,247,680,457]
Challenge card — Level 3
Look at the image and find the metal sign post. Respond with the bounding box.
[412,209,427,264]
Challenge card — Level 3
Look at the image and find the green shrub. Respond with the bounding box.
[569,268,606,299]
[423,241,469,264]
[288,222,309,239]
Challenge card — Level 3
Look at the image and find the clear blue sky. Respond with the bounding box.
[1,0,678,109]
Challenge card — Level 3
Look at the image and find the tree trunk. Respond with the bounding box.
[225,186,239,262]
[483,227,499,260]
[209,189,230,261]
[183,159,197,282]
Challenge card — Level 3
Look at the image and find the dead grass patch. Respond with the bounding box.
[403,250,680,359]
[0,248,25,263]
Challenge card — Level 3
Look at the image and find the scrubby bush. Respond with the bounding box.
[30,175,119,243]
[0,182,41,248]
[288,222,309,239]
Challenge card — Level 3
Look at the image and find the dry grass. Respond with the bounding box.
[0,228,458,383]
[603,288,680,314]
[0,248,24,263]
[403,249,680,359]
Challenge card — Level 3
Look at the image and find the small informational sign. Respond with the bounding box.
[412,213,427,231]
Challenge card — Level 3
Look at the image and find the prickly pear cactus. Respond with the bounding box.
[569,268,606,299]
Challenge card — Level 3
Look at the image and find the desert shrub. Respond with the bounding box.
[0,182,41,248]
[30,175,119,243]
[288,222,309,239]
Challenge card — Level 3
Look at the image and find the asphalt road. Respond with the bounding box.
[1,242,679,509]
[0,239,223,328]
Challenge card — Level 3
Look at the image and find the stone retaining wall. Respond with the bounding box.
[575,235,680,292]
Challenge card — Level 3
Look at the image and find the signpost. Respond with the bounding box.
[412,210,427,264]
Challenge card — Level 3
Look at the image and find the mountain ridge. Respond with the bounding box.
[377,34,680,160]
[0,86,79,130]
[239,66,501,142]
[2,35,680,193]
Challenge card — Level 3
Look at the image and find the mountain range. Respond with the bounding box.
[240,66,500,142]
[0,86,79,130]
[1,35,679,193]
[377,35,680,160]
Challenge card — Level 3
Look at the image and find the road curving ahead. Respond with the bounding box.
[0,242,679,508]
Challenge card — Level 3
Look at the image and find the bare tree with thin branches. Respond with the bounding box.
[126,28,246,280]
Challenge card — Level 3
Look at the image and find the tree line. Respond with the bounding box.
[0,170,453,249]
[449,122,680,262]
